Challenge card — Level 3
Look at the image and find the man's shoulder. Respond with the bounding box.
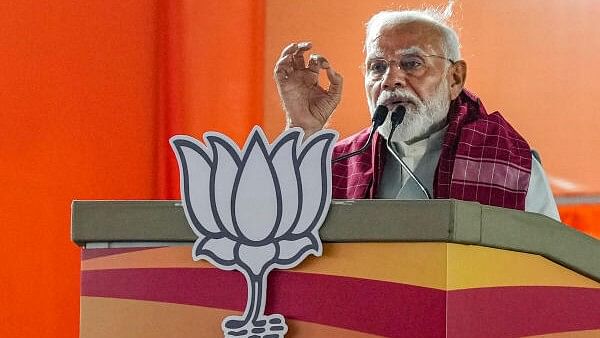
[466,111,522,134]
[457,89,529,145]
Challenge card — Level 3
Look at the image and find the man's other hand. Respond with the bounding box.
[274,42,343,137]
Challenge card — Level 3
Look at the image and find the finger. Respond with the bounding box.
[279,41,311,59]
[279,43,299,59]
[325,63,343,96]
[307,54,326,73]
[292,42,312,69]
[274,54,293,81]
[274,66,288,82]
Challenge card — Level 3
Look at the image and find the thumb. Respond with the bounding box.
[324,64,343,97]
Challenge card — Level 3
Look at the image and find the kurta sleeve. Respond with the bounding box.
[525,154,561,221]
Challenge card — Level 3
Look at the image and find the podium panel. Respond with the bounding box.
[72,200,600,337]
[80,243,599,338]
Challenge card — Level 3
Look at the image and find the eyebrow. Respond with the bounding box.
[366,46,428,60]
[397,46,427,55]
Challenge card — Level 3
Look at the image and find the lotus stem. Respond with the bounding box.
[241,272,268,326]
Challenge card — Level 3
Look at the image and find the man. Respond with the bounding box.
[274,8,560,220]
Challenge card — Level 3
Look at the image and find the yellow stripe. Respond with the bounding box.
[446,244,599,290]
[524,329,600,337]
[81,296,385,338]
[82,243,448,289]
[82,246,211,270]
[82,243,600,290]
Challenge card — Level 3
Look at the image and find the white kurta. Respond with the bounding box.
[376,126,561,221]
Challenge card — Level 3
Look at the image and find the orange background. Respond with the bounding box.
[0,1,597,337]
[0,1,263,337]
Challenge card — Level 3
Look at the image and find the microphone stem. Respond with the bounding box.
[332,126,376,163]
[386,124,432,199]
[332,105,388,164]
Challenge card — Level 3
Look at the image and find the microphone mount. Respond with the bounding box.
[385,105,432,199]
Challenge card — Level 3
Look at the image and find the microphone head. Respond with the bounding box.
[391,105,406,126]
[372,105,389,128]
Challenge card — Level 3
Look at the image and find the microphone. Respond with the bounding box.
[332,105,388,163]
[385,105,432,199]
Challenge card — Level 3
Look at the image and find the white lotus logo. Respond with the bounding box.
[170,126,338,338]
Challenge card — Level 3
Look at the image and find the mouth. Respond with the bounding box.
[387,100,415,110]
[375,91,418,110]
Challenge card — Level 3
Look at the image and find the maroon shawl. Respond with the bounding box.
[331,90,532,210]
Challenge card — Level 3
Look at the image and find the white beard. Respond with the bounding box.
[372,80,451,144]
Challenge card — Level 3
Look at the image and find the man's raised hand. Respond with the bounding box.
[274,42,343,137]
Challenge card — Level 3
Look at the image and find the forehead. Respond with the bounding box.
[366,21,444,57]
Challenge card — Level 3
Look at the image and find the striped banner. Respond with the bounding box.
[80,243,600,337]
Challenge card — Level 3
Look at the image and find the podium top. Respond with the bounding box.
[71,199,599,282]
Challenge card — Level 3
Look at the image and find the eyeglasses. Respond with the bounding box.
[365,53,455,79]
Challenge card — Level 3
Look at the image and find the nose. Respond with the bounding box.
[381,64,407,90]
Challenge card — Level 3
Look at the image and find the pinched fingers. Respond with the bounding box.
[292,42,311,69]
[275,41,312,81]
[307,54,343,96]
[279,42,311,66]
[307,54,327,73]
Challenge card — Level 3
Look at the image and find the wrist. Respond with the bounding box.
[286,121,322,138]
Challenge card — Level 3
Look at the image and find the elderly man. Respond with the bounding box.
[274,8,560,220]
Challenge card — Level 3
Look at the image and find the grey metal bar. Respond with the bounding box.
[71,199,600,282]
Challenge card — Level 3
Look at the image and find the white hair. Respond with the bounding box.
[365,1,461,61]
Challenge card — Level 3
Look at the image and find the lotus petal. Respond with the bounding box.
[270,130,302,237]
[237,243,276,276]
[293,133,336,234]
[276,237,316,261]
[194,236,237,266]
[170,138,220,234]
[207,135,240,238]
[233,131,279,242]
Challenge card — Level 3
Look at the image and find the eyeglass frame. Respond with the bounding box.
[364,53,456,79]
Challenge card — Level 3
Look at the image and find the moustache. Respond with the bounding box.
[376,89,422,108]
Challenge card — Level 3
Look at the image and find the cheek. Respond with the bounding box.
[365,79,380,103]
[417,74,448,100]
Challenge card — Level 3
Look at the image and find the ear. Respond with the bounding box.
[448,60,467,100]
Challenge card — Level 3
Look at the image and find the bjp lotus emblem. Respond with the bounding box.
[170,126,338,338]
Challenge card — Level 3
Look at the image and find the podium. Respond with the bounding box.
[71,200,600,337]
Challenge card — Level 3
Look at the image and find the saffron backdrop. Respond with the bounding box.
[0,1,263,337]
[0,1,597,337]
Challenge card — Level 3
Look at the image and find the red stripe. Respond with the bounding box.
[82,268,445,337]
[156,0,184,199]
[448,286,600,337]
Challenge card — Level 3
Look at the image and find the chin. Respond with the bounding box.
[377,112,431,143]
